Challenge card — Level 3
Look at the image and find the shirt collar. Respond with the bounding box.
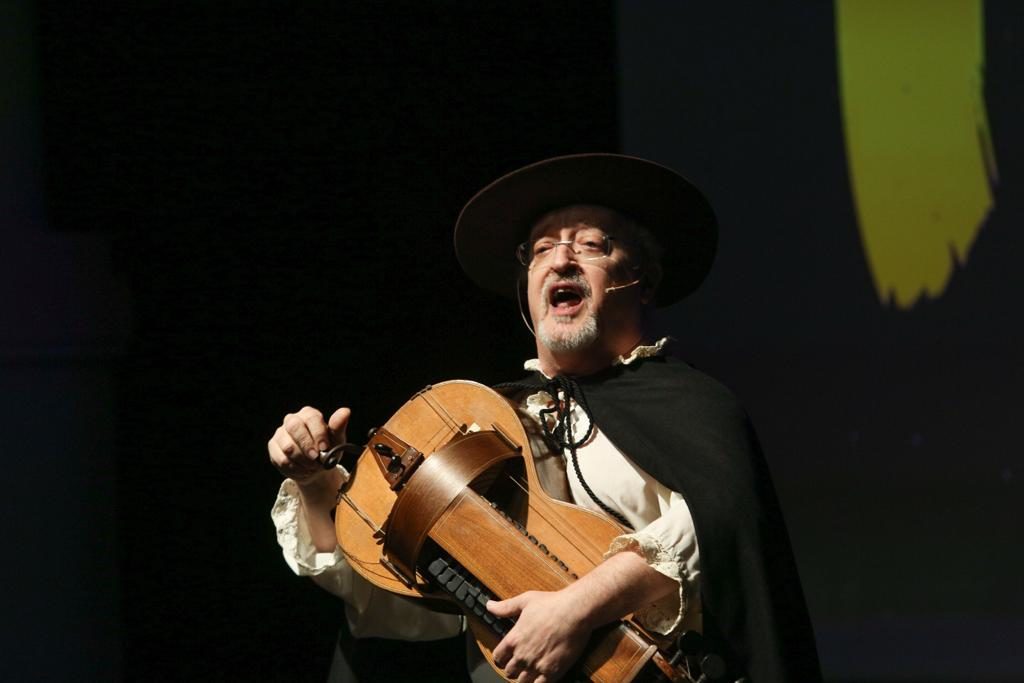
[523,337,670,374]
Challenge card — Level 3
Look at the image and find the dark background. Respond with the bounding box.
[2,1,1021,681]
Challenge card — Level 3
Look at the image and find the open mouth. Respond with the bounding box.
[547,282,586,315]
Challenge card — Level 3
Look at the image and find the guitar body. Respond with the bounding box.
[334,381,681,682]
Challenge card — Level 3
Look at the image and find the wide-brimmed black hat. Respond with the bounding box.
[454,153,717,307]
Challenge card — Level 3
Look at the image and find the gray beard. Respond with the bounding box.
[537,312,600,353]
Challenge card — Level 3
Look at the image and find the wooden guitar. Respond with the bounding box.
[330,380,720,682]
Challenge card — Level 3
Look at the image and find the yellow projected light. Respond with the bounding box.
[836,0,997,308]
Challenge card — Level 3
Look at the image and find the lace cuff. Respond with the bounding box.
[606,531,689,635]
[271,478,346,576]
[270,477,464,640]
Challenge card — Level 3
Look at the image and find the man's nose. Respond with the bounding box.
[549,242,579,271]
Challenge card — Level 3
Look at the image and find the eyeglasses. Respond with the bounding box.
[515,230,615,267]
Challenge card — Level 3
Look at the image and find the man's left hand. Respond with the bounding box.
[487,589,593,683]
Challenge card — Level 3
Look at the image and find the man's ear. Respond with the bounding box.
[515,271,529,298]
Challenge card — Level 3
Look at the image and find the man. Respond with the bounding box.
[269,154,821,682]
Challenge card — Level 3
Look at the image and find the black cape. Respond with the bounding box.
[502,355,821,682]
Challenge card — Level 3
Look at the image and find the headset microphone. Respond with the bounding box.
[604,279,642,294]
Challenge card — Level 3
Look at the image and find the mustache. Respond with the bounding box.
[542,272,593,301]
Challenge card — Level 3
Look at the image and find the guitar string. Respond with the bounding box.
[425,421,456,455]
[496,471,601,565]
[418,391,463,433]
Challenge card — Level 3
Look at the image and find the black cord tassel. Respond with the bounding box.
[531,376,630,528]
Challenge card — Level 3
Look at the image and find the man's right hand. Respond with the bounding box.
[268,405,351,485]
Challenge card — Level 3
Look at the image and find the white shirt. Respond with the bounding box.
[520,338,701,635]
